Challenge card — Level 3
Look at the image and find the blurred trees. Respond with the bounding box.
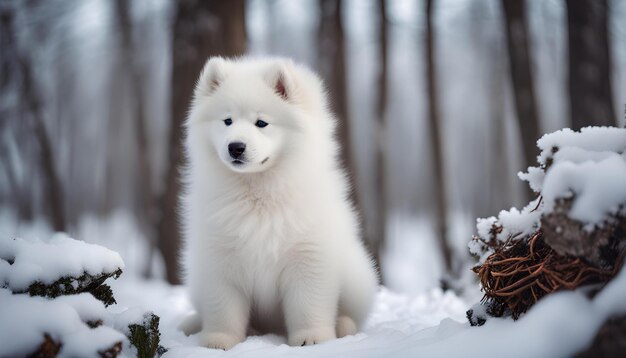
[501,0,539,201]
[317,0,354,193]
[1,0,624,287]
[0,5,66,232]
[317,0,374,265]
[371,0,389,268]
[565,0,616,129]
[114,0,155,277]
[158,0,246,283]
[424,0,454,278]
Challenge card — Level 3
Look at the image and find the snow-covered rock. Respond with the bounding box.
[0,289,125,357]
[471,126,626,263]
[0,234,166,357]
[0,233,124,292]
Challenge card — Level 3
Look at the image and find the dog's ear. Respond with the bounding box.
[266,60,296,102]
[196,57,228,97]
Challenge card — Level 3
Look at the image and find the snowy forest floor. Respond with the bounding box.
[2,203,625,357]
[109,268,625,358]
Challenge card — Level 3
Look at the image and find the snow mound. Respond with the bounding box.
[472,126,626,262]
[0,290,125,357]
[0,233,166,357]
[521,126,626,225]
[0,233,124,291]
[535,126,626,168]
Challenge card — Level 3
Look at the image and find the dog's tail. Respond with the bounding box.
[178,312,202,336]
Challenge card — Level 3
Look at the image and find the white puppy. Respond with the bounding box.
[178,57,378,350]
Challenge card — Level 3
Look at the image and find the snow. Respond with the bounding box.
[12,265,625,358]
[525,127,626,225]
[520,127,626,193]
[469,198,542,262]
[474,127,626,261]
[535,127,626,166]
[541,155,626,224]
[0,234,124,291]
[99,263,626,358]
[0,290,126,357]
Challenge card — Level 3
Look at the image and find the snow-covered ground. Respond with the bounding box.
[107,267,626,358]
[1,212,625,357]
[3,244,625,357]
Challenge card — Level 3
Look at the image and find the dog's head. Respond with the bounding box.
[187,57,317,174]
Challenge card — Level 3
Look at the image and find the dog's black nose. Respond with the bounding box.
[228,142,246,159]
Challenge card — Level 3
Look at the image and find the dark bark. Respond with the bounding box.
[424,0,454,277]
[487,31,511,215]
[542,199,625,266]
[371,0,388,269]
[317,0,355,184]
[317,0,371,266]
[114,0,157,278]
[158,0,246,284]
[501,0,540,200]
[565,0,616,129]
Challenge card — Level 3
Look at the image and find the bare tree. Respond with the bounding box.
[158,0,246,284]
[501,0,540,199]
[424,0,454,278]
[0,7,66,232]
[317,0,355,183]
[565,0,616,129]
[317,0,372,266]
[114,0,156,277]
[0,8,32,221]
[371,0,389,269]
[486,23,512,215]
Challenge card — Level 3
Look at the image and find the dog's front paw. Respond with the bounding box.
[288,327,336,346]
[199,331,243,350]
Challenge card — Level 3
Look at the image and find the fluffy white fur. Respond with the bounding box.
[178,57,378,350]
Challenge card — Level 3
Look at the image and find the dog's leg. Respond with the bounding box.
[198,281,249,350]
[281,246,339,346]
[337,244,378,336]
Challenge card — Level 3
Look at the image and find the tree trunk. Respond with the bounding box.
[372,0,388,270]
[114,0,156,278]
[565,0,615,130]
[487,29,511,215]
[501,0,540,200]
[424,0,454,278]
[1,7,66,232]
[317,0,354,182]
[0,9,33,222]
[317,0,371,266]
[158,0,246,284]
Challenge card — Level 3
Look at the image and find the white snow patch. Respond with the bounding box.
[0,234,124,291]
[541,155,626,224]
[536,127,626,166]
[0,290,126,357]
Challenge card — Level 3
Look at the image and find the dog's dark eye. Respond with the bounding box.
[255,119,269,128]
[223,118,232,126]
